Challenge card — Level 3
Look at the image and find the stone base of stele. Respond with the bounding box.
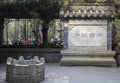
[60,50,116,67]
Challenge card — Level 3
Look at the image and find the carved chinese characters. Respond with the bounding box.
[68,20,107,50]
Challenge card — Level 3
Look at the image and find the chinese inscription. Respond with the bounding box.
[68,25,107,47]
[73,33,103,38]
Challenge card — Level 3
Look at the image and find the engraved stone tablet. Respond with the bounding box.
[68,20,107,50]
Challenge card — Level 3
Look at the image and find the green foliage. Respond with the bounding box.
[114,20,120,51]
[114,20,120,42]
[81,0,114,3]
[37,0,60,22]
[0,0,61,21]
[114,0,120,5]
[115,43,120,51]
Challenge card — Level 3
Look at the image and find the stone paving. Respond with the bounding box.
[0,63,120,83]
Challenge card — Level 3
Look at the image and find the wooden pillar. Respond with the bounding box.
[0,18,4,47]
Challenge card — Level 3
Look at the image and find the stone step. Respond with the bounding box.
[60,56,116,67]
[61,50,116,57]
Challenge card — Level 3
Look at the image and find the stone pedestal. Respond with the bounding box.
[60,50,116,66]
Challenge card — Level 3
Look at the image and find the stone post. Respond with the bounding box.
[63,21,69,49]
[107,20,113,50]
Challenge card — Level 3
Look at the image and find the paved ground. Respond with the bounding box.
[0,63,120,83]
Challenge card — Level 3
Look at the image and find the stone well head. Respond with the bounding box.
[6,56,45,83]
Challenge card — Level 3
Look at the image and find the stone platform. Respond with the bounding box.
[60,50,117,67]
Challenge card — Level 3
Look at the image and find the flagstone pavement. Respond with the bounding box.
[0,63,120,83]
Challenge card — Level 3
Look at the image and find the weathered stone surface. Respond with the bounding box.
[44,73,69,83]
[60,50,116,66]
[33,56,40,63]
[6,57,12,65]
[61,56,116,65]
[68,20,107,50]
[18,56,25,65]
[14,66,30,75]
[61,50,116,56]
[6,56,45,83]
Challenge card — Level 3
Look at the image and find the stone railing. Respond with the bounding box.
[6,56,45,83]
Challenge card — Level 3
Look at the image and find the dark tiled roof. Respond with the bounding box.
[60,6,116,18]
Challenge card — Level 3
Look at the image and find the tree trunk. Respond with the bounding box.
[0,18,4,47]
[42,23,49,47]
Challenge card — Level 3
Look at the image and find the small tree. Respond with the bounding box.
[37,0,61,46]
[0,0,61,47]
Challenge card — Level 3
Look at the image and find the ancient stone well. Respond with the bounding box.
[6,56,45,83]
